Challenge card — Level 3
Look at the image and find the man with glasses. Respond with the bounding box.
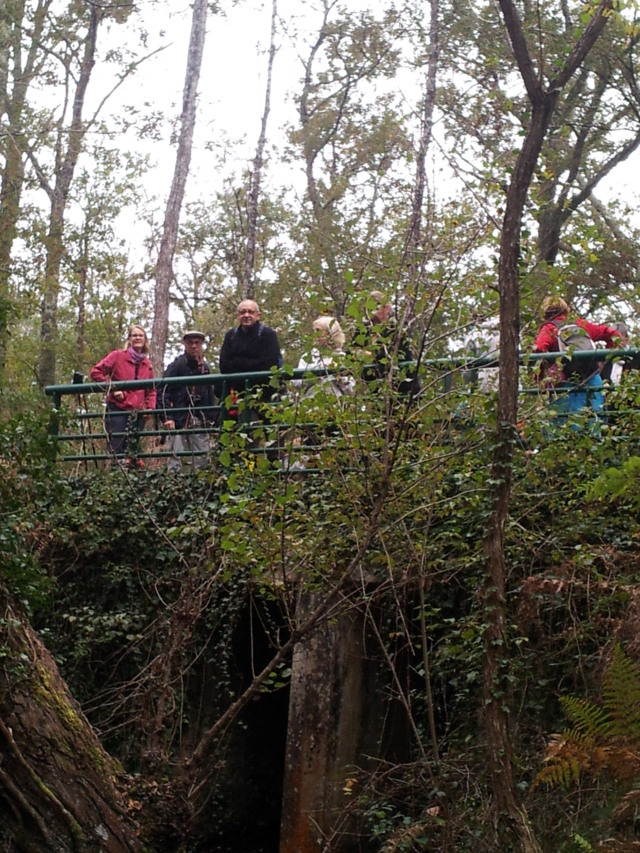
[219,299,282,402]
[158,330,216,470]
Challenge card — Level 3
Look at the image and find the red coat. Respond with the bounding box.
[534,314,622,381]
[534,315,621,353]
[90,349,156,411]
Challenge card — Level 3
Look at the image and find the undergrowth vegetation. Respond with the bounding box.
[3,371,640,851]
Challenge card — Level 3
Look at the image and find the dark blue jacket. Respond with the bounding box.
[158,354,216,429]
[219,322,282,401]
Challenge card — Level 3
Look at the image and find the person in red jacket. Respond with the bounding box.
[534,296,625,420]
[534,297,624,370]
[90,325,156,461]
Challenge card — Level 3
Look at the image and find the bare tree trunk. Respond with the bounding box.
[76,232,88,365]
[405,0,439,291]
[0,585,143,852]
[483,1,613,849]
[0,0,51,397]
[150,0,208,375]
[242,0,277,300]
[38,5,100,389]
[298,3,343,314]
[0,135,24,390]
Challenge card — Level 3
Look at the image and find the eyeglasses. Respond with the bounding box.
[238,309,257,316]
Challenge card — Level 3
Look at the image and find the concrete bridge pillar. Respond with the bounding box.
[280,593,379,853]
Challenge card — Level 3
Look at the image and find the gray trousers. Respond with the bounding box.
[167,425,211,470]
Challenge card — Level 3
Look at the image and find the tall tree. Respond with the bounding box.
[242,0,278,300]
[63,146,149,374]
[293,1,409,316]
[439,0,640,298]
[404,0,440,295]
[36,3,102,389]
[533,23,640,265]
[482,1,616,850]
[150,0,208,375]
[0,0,51,398]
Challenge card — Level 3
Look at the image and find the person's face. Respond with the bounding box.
[129,327,147,352]
[237,301,260,328]
[184,336,204,358]
[313,324,330,347]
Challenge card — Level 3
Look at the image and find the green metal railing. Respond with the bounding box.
[45,366,355,466]
[43,349,640,466]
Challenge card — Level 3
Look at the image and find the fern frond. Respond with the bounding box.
[533,732,595,788]
[538,648,640,789]
[603,646,640,744]
[560,695,614,741]
[533,756,582,788]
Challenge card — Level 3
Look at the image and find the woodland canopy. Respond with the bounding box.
[3,0,640,851]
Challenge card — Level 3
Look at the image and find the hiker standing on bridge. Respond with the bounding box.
[90,325,156,463]
[219,299,282,416]
[295,316,354,400]
[158,331,216,471]
[356,291,420,396]
[534,296,625,419]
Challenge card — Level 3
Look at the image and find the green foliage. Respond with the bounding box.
[535,647,640,789]
[0,410,61,609]
[604,645,640,740]
[3,353,640,849]
[5,0,640,849]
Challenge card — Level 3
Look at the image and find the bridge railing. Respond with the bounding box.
[43,349,640,466]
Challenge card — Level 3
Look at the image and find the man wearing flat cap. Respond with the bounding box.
[158,330,217,470]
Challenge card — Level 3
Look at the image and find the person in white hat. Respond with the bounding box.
[158,331,216,471]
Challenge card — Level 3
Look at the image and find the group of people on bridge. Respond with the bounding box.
[89,293,416,468]
[88,293,631,468]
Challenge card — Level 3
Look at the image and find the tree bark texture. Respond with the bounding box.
[0,587,142,852]
[150,0,208,376]
[298,6,343,315]
[38,5,100,389]
[242,0,277,300]
[0,0,50,396]
[483,1,613,850]
[405,0,439,293]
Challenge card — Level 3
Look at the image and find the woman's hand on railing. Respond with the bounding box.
[164,420,175,430]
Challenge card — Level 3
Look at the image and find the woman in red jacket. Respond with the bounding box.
[90,326,157,460]
[534,296,625,421]
[534,297,623,368]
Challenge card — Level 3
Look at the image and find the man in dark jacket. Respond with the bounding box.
[158,331,217,470]
[219,299,282,409]
[357,291,420,396]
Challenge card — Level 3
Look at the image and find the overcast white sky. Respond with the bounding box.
[96,0,639,221]
[95,0,434,215]
[98,1,327,203]
[83,0,640,296]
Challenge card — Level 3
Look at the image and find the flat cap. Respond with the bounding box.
[183,330,206,340]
